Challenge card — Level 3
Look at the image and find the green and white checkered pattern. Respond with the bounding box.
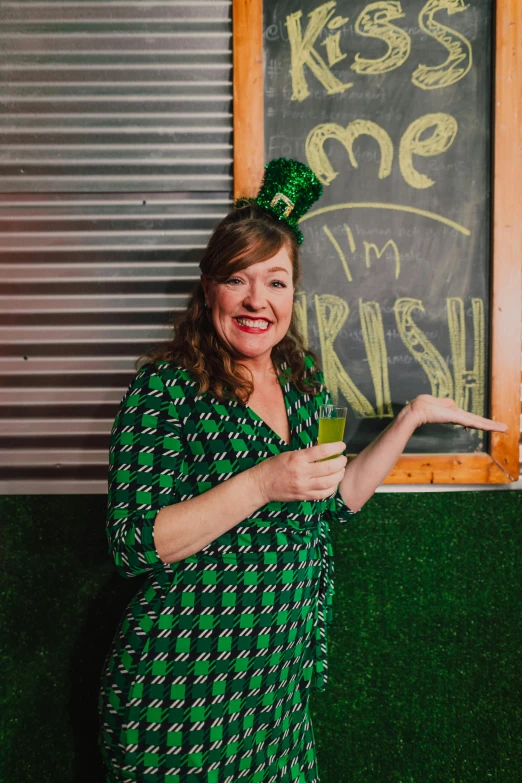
[99,356,356,782]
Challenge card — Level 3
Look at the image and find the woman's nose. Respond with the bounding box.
[242,282,267,310]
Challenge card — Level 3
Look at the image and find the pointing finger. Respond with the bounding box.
[457,417,508,432]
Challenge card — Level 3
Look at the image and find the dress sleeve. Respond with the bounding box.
[106,363,184,578]
[310,362,359,524]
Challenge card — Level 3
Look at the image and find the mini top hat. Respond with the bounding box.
[236,157,323,244]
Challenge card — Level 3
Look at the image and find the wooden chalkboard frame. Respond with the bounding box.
[233,0,521,484]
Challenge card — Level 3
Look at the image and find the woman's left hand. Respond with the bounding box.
[408,394,508,433]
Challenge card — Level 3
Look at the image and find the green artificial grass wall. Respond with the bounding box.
[1,491,521,783]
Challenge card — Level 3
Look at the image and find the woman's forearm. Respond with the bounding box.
[153,463,267,564]
[338,404,418,512]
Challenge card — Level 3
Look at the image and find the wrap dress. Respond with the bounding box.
[98,355,356,783]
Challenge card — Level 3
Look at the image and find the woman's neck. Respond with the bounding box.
[236,354,279,388]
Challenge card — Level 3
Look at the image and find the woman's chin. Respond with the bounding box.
[229,340,276,361]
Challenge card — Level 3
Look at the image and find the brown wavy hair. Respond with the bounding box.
[138,203,321,403]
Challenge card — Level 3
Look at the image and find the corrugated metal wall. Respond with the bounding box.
[0,0,233,493]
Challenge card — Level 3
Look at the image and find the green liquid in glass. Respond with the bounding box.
[317,417,346,460]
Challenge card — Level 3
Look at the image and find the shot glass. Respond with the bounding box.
[317,405,347,460]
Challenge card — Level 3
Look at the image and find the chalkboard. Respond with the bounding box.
[263,0,493,455]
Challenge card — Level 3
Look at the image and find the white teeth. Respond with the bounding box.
[236,318,270,330]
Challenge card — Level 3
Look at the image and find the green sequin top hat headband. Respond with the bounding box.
[235,157,323,245]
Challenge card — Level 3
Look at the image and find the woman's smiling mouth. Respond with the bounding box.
[234,317,272,332]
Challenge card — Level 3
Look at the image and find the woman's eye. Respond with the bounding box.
[224,278,287,288]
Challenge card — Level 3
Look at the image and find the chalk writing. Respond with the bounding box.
[323,224,354,282]
[447,297,485,436]
[307,292,485,425]
[315,294,377,415]
[364,239,401,279]
[301,203,470,235]
[286,0,473,98]
[395,298,454,397]
[360,298,394,416]
[352,1,411,75]
[306,119,393,185]
[412,0,473,89]
[286,2,353,102]
[321,30,347,67]
[399,113,458,188]
[306,113,458,189]
[294,291,309,348]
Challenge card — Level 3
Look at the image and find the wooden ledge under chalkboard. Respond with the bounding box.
[383,452,517,485]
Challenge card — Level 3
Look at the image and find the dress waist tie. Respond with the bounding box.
[313,520,335,692]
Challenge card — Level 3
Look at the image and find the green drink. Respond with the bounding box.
[317,405,347,460]
[318,416,346,446]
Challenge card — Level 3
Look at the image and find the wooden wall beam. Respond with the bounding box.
[233,0,265,199]
[490,0,522,482]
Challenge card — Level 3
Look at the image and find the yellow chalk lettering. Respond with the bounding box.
[447,297,485,438]
[399,112,458,189]
[363,239,401,278]
[315,294,376,416]
[324,224,353,282]
[412,0,472,90]
[351,1,411,75]
[293,292,309,349]
[359,299,393,417]
[394,298,454,397]
[300,201,471,236]
[286,2,353,102]
[345,224,356,254]
[306,120,393,186]
[327,14,349,30]
[321,31,348,67]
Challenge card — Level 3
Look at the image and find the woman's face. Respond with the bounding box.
[202,245,295,365]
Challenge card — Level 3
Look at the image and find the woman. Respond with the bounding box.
[98,159,507,782]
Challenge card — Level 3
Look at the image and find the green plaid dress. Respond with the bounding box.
[99,355,356,783]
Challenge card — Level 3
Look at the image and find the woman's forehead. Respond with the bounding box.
[237,246,293,274]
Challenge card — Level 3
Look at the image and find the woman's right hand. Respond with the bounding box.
[252,442,348,505]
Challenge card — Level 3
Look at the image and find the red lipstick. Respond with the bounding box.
[233,317,272,334]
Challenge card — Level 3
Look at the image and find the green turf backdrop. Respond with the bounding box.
[1,491,521,783]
